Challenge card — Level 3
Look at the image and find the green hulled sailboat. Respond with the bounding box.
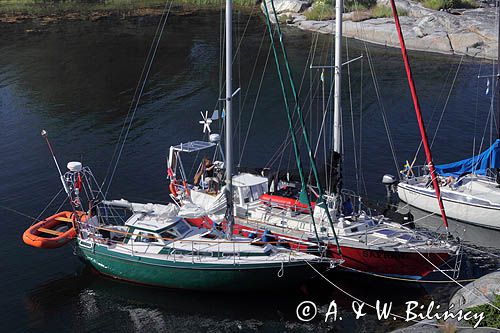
[23,0,339,291]
[76,199,328,291]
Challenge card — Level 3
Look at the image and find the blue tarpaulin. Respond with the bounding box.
[435,139,500,177]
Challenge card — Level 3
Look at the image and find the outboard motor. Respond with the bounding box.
[402,211,415,229]
[382,208,416,229]
[382,174,398,205]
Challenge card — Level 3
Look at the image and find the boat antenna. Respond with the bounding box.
[224,0,235,239]
[388,0,450,233]
[41,129,70,196]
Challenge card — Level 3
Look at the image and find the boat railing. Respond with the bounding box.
[248,205,319,233]
[399,164,428,179]
[77,222,327,261]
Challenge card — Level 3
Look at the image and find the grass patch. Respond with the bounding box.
[465,294,500,329]
[0,0,256,16]
[420,0,478,10]
[322,0,376,12]
[304,0,378,21]
[304,1,334,21]
[304,1,407,21]
[344,0,374,12]
[371,4,407,18]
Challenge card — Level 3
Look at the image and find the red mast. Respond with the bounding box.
[389,0,449,231]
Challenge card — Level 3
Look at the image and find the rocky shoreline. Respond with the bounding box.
[391,271,500,332]
[0,3,252,25]
[1,0,498,59]
[263,0,499,59]
[0,7,166,24]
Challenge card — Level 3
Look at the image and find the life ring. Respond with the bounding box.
[169,179,178,197]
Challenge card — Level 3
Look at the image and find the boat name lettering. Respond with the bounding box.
[361,250,408,260]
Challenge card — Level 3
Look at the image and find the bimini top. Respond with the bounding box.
[233,173,268,187]
[171,141,215,153]
[435,139,500,177]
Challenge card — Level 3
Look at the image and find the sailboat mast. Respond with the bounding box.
[389,0,449,231]
[333,0,343,153]
[497,1,500,140]
[225,0,234,238]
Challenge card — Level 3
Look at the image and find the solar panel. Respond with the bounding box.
[395,233,416,243]
[373,229,399,238]
[172,141,216,153]
[396,233,414,240]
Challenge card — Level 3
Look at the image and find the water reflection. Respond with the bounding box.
[25,266,435,332]
[0,9,498,333]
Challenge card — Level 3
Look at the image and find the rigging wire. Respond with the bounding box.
[429,55,465,149]
[103,0,174,197]
[339,265,477,284]
[412,247,500,313]
[305,261,473,329]
[472,61,483,159]
[2,189,68,225]
[32,188,64,226]
[363,43,400,176]
[264,0,343,254]
[238,29,273,165]
[359,54,368,195]
[345,36,360,195]
[264,17,330,173]
[265,44,330,172]
[1,204,40,222]
[344,0,400,176]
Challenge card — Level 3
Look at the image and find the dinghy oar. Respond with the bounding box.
[388,0,450,234]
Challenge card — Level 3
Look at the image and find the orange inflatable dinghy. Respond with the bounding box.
[22,211,86,249]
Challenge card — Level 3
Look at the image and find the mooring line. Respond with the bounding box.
[306,261,472,329]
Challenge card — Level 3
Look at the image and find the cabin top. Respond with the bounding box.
[125,203,182,232]
[233,173,267,187]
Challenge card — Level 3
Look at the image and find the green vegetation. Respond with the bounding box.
[344,0,374,12]
[420,0,478,10]
[304,0,407,21]
[304,1,335,21]
[465,294,500,329]
[0,0,256,16]
[371,4,407,18]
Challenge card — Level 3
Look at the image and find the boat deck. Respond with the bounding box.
[234,205,454,254]
[406,175,500,208]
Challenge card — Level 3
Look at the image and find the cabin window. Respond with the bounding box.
[135,232,156,243]
[159,230,177,240]
[174,220,190,236]
[239,186,251,203]
[250,183,267,201]
[158,221,190,240]
[238,183,267,204]
[234,189,240,204]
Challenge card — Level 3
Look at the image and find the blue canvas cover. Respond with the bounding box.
[435,139,500,177]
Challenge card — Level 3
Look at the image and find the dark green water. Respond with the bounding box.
[0,10,499,332]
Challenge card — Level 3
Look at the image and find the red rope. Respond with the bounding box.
[389,0,449,230]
